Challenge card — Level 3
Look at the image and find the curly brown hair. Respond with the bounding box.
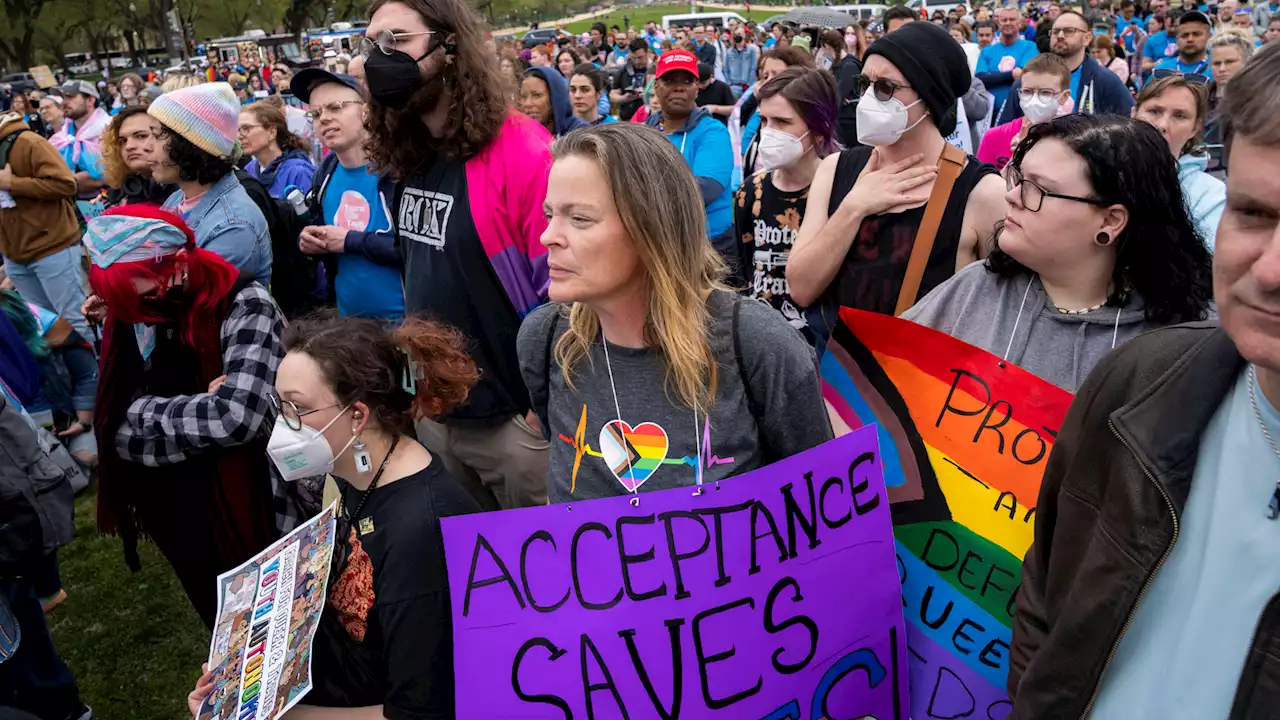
[284,314,479,432]
[364,0,508,175]
[102,106,152,189]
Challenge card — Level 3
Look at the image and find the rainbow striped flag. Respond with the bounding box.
[821,308,1074,719]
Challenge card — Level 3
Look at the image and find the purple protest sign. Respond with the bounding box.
[441,425,907,719]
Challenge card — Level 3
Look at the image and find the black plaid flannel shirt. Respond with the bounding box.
[115,283,304,532]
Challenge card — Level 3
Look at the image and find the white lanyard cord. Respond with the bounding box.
[1003,275,1036,362]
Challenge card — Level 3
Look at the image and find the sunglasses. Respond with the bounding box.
[854,75,912,102]
[1151,67,1210,85]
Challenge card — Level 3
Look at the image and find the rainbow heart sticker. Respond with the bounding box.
[599,420,669,492]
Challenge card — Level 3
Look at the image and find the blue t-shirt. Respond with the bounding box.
[322,163,404,319]
[976,38,1040,111]
[1116,15,1143,52]
[1069,65,1082,105]
[1142,30,1176,68]
[1089,368,1280,717]
[1155,55,1213,80]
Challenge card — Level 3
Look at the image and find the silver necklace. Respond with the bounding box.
[1246,365,1280,520]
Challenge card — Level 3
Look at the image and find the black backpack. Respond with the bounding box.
[0,394,74,574]
[234,169,324,319]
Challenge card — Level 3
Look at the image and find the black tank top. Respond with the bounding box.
[824,146,994,315]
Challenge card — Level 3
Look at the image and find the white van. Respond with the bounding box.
[661,11,747,31]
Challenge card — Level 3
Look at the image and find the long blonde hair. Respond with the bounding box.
[551,124,728,416]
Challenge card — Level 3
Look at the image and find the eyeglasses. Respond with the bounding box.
[305,100,363,121]
[1050,26,1089,37]
[270,393,340,432]
[854,75,911,102]
[1151,67,1210,85]
[360,29,435,58]
[1018,87,1063,102]
[1006,167,1109,212]
[237,122,262,136]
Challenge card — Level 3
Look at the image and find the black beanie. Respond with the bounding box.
[864,21,971,136]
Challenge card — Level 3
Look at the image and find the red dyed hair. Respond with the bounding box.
[88,205,240,345]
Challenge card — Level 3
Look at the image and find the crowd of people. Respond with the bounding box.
[0,0,1279,717]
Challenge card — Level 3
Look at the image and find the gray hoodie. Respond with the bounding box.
[902,262,1194,392]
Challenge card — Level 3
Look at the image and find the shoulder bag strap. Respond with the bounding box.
[894,142,968,316]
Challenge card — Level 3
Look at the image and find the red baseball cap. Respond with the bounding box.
[655,50,699,79]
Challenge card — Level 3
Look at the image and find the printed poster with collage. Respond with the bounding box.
[198,502,338,720]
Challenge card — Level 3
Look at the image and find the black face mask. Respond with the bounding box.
[364,35,445,110]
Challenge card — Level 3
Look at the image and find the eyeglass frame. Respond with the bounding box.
[1005,166,1110,213]
[237,122,264,136]
[1017,86,1066,103]
[854,74,912,102]
[1049,26,1090,37]
[305,100,364,121]
[269,392,342,432]
[360,29,435,58]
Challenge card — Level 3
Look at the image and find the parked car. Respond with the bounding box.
[0,73,37,94]
[522,27,569,48]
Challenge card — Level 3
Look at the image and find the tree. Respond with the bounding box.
[0,0,50,69]
[34,5,79,69]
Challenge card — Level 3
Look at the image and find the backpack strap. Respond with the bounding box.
[0,129,30,169]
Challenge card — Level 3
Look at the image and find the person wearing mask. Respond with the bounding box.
[907,114,1213,391]
[610,39,651,122]
[724,30,758,98]
[979,53,1071,170]
[1155,10,1212,79]
[1006,44,1280,719]
[362,0,553,511]
[731,46,815,184]
[976,5,1040,115]
[187,314,481,719]
[519,124,832,503]
[1133,75,1225,249]
[789,21,1007,319]
[101,106,174,208]
[695,61,736,125]
[48,80,109,216]
[998,10,1135,123]
[1204,31,1253,176]
[82,205,284,629]
[568,63,615,126]
[239,101,315,199]
[520,66,590,138]
[145,83,272,287]
[735,67,839,343]
[289,69,402,321]
[11,93,46,138]
[644,50,736,275]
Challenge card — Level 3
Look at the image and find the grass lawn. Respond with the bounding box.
[559,4,788,33]
[47,491,208,720]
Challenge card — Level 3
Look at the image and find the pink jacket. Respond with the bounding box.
[466,112,554,318]
[977,118,1023,171]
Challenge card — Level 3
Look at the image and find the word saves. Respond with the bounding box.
[459,455,885,718]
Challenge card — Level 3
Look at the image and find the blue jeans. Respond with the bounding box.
[4,246,91,347]
[0,578,83,720]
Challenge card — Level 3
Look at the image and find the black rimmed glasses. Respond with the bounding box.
[359,29,435,58]
[854,74,911,102]
[270,392,340,431]
[1006,166,1109,212]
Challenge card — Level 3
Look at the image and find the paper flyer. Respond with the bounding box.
[198,502,338,720]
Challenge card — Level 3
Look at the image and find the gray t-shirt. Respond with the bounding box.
[903,261,1204,392]
[518,292,833,503]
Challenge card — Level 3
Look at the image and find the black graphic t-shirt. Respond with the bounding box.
[396,158,531,424]
[612,64,648,121]
[734,170,812,341]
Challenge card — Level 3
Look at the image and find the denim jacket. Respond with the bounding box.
[163,172,272,287]
[724,45,758,89]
